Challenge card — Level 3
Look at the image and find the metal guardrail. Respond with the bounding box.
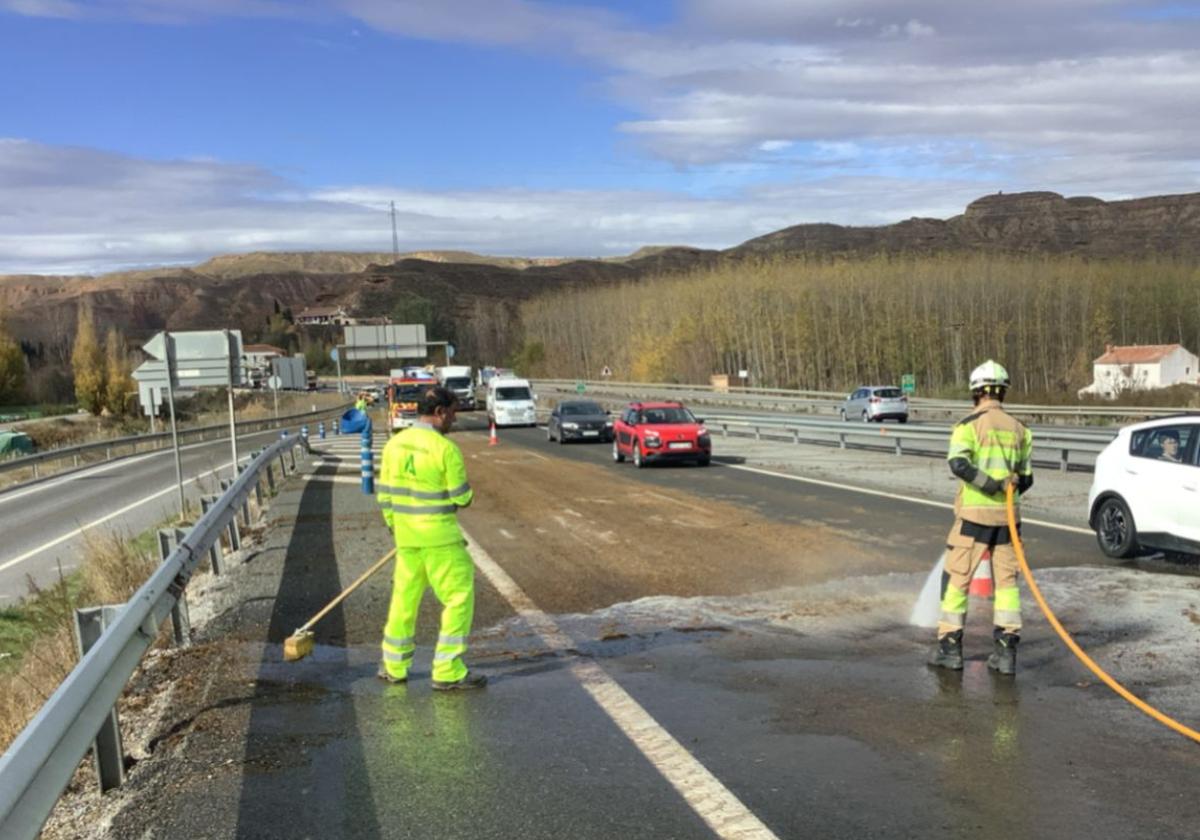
[698,414,1110,472]
[532,394,1113,472]
[0,402,353,481]
[0,433,311,840]
[537,379,1190,422]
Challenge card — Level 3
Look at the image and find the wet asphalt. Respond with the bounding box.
[81,417,1200,840]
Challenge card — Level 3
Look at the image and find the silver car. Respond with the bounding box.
[841,385,909,423]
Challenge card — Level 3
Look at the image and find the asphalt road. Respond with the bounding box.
[0,427,317,605]
[50,417,1200,840]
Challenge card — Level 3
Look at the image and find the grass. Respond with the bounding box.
[0,519,182,751]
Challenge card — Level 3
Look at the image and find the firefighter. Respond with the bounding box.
[376,385,486,690]
[929,360,1034,675]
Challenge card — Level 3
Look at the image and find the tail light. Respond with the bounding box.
[870,397,881,404]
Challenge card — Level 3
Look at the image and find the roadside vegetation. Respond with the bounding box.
[515,253,1200,403]
[0,526,166,751]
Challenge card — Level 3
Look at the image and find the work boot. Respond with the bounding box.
[377,664,407,684]
[927,631,963,670]
[987,629,1019,675]
[432,671,488,691]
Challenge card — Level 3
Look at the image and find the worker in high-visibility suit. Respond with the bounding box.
[929,360,1034,675]
[355,393,368,412]
[376,385,486,690]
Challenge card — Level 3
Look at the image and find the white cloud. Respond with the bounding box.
[0,139,1005,275]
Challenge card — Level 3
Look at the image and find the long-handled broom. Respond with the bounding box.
[283,549,396,662]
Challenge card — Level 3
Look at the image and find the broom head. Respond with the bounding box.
[283,629,315,662]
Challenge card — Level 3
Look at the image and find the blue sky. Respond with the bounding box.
[1,0,1198,273]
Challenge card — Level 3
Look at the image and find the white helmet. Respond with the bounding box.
[969,359,1010,391]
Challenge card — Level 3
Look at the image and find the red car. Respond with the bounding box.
[612,401,711,468]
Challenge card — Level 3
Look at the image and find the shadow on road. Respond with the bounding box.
[234,460,384,839]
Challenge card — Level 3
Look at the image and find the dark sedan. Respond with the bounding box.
[547,400,614,443]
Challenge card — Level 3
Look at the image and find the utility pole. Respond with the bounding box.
[390,201,399,263]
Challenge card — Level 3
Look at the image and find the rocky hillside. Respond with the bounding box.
[2,190,1197,362]
[734,191,1200,258]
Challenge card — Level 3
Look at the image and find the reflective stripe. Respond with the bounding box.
[994,609,1022,627]
[389,503,458,515]
[939,610,966,627]
[940,583,968,614]
[432,651,461,661]
[994,586,1021,612]
[377,484,456,500]
[383,635,414,648]
[383,649,415,663]
[437,634,468,646]
[446,482,471,498]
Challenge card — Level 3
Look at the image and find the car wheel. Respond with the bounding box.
[633,442,645,469]
[1095,496,1139,559]
[612,438,625,463]
[697,456,711,466]
[899,415,908,424]
[861,410,870,422]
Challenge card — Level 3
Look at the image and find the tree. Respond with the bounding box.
[104,328,134,415]
[0,326,26,405]
[71,311,105,414]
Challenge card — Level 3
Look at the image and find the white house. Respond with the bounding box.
[1078,344,1200,398]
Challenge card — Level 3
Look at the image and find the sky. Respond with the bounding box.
[0,0,1198,275]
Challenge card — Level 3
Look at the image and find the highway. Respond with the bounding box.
[36,414,1200,839]
[0,427,309,606]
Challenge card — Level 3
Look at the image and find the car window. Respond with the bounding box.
[1130,425,1195,464]
[874,388,902,398]
[639,407,696,424]
[496,386,532,400]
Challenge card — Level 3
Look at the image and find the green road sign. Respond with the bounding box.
[901,374,916,394]
[575,381,586,394]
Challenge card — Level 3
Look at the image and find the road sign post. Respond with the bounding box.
[331,347,343,395]
[162,334,185,517]
[225,330,238,476]
[268,375,281,418]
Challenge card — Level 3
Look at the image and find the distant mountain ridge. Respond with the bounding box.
[1,190,1197,362]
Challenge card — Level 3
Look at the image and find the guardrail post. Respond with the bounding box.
[199,497,225,574]
[792,429,799,445]
[895,436,903,457]
[158,529,191,646]
[287,444,296,472]
[1061,449,1069,473]
[73,605,126,792]
[838,432,847,450]
[721,423,729,438]
[32,461,38,479]
[266,462,276,492]
[73,453,79,467]
[361,421,375,495]
[235,467,252,525]
[218,481,242,551]
[105,446,112,460]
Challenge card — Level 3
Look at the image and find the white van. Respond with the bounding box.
[487,377,537,427]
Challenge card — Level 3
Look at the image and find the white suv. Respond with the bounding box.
[1088,415,1200,558]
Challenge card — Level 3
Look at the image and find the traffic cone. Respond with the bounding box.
[968,550,994,599]
[488,422,498,446]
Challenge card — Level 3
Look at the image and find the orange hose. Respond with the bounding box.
[1006,483,1200,744]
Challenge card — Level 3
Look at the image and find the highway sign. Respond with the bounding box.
[447,343,456,360]
[330,348,339,363]
[575,381,586,394]
[343,324,427,361]
[902,374,916,394]
[140,330,244,388]
[267,375,282,390]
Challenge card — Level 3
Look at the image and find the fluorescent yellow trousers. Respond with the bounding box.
[381,543,475,682]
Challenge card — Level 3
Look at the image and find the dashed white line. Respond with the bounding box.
[464,530,779,840]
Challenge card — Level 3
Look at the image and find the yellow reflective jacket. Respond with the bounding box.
[947,399,1033,526]
[377,424,473,547]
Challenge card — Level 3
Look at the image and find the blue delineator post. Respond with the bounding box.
[318,421,326,439]
[301,424,309,443]
[279,429,287,440]
[361,419,374,495]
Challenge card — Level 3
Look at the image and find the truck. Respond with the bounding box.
[388,369,437,431]
[271,356,307,390]
[437,365,476,410]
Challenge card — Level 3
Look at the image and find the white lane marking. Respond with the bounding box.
[464,531,779,840]
[723,463,1094,536]
[0,429,281,507]
[499,528,515,540]
[0,459,240,574]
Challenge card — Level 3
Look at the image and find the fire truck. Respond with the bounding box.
[387,369,437,431]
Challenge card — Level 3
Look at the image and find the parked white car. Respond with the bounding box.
[1088,415,1200,558]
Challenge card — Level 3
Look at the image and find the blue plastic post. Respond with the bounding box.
[361,419,374,495]
[301,424,309,442]
[318,421,326,439]
[279,429,287,440]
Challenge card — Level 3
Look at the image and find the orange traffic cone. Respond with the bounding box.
[488,422,498,446]
[968,550,994,598]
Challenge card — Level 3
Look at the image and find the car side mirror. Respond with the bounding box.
[697,418,706,424]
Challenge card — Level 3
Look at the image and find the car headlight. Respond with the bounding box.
[643,432,661,445]
[562,422,579,429]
